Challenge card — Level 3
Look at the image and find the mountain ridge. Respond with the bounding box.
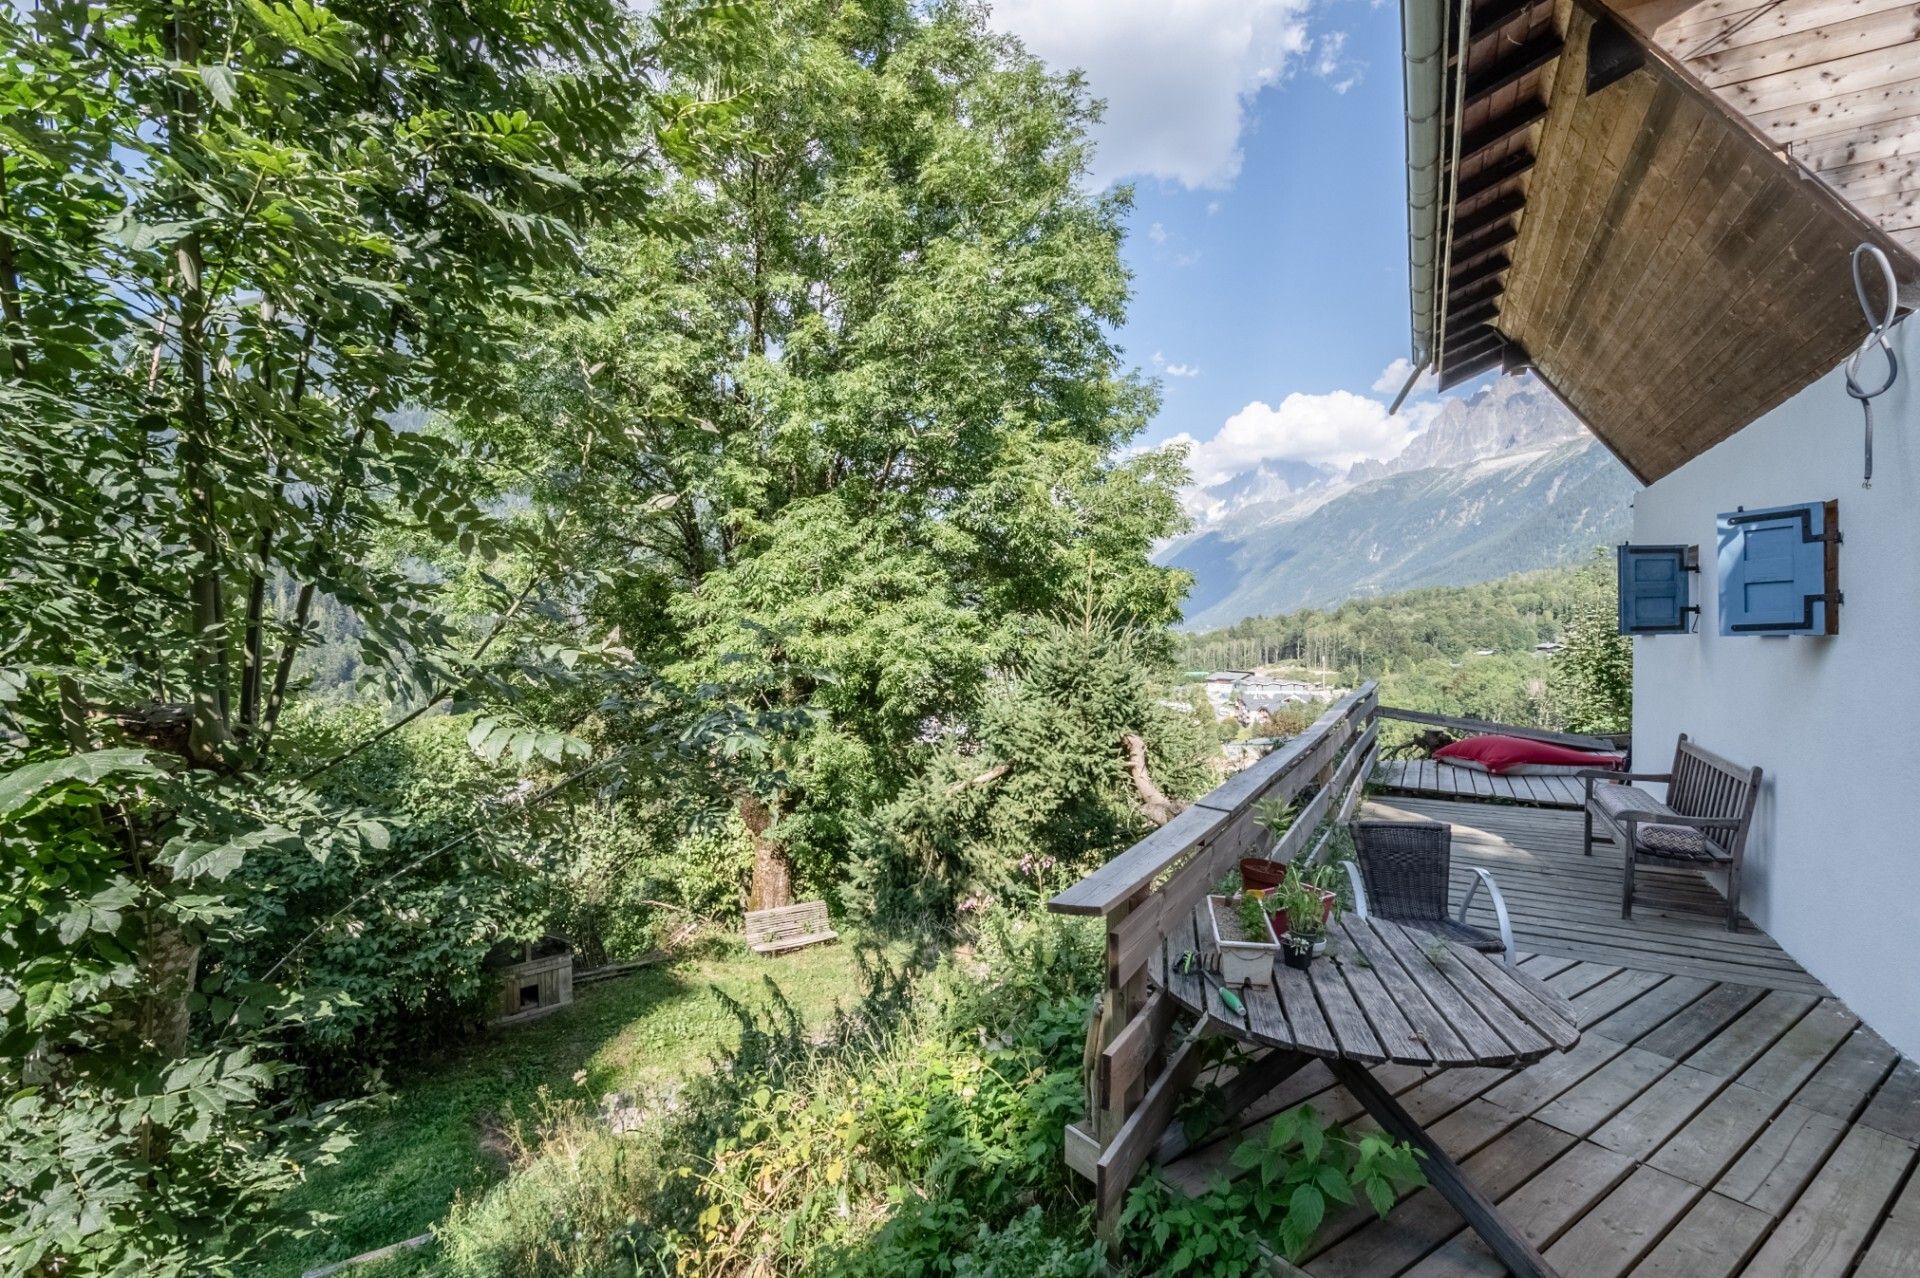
[1160,378,1636,630]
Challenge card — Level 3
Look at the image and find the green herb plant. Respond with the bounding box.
[1121,1102,1426,1273]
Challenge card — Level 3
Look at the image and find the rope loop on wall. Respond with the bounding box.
[1844,243,1901,489]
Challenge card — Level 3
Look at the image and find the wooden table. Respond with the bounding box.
[1157,910,1581,1278]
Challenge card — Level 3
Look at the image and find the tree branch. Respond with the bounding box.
[1122,732,1184,828]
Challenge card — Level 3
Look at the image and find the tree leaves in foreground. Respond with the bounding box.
[0,1,752,1270]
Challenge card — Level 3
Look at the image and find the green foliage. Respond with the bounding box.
[1549,553,1634,733]
[1184,561,1629,736]
[0,0,754,1267]
[432,911,1108,1278]
[0,749,361,1273]
[1122,1103,1425,1273]
[1180,565,1596,677]
[845,616,1216,924]
[457,0,1192,905]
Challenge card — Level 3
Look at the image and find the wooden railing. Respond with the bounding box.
[1374,705,1625,754]
[1049,681,1381,1232]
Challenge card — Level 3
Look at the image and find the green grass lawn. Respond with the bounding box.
[258,936,872,1278]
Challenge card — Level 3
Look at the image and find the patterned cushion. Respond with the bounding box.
[1634,822,1712,858]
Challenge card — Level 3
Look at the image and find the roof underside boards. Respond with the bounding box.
[1409,0,1918,482]
[1653,0,1920,259]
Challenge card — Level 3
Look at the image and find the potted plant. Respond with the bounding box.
[1272,864,1341,969]
[1206,890,1281,987]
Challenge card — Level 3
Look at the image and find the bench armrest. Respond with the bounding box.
[1582,770,1672,783]
[1458,868,1515,966]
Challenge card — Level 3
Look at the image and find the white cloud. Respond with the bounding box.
[989,0,1314,189]
[1312,30,1364,93]
[1206,200,1222,216]
[1148,221,1169,245]
[1167,390,1422,485]
[1153,351,1203,378]
[1370,356,1437,398]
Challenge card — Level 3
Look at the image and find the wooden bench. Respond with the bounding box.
[743,900,838,955]
[1582,734,1762,931]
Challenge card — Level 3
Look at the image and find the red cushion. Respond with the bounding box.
[1433,735,1625,775]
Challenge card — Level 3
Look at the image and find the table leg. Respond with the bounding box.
[1154,1048,1313,1165]
[1329,1060,1561,1278]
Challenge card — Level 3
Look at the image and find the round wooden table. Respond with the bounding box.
[1153,907,1582,1278]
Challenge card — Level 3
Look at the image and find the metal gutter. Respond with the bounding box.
[1401,0,1449,366]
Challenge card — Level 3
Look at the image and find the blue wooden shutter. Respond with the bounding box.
[1616,544,1692,634]
[1716,501,1840,635]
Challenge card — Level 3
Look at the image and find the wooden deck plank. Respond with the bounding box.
[1686,991,1821,1080]
[1859,1058,1920,1143]
[1541,1164,1701,1278]
[1535,1047,1678,1138]
[1396,1140,1637,1278]
[1714,1101,1852,1218]
[1791,1025,1898,1123]
[1624,1191,1772,1278]
[1739,1123,1918,1277]
[1585,975,1717,1046]
[1636,984,1772,1062]
[1735,999,1859,1101]
[1374,759,1590,809]
[1853,1163,1920,1278]
[1588,1063,1727,1160]
[1646,1079,1778,1188]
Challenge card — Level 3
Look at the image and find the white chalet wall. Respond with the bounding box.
[1632,316,1920,1058]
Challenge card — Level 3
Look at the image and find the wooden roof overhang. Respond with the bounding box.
[1402,0,1920,482]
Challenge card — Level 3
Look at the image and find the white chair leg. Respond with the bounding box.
[1341,859,1370,919]
[1460,867,1516,966]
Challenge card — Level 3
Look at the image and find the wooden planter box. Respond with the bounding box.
[1207,894,1279,988]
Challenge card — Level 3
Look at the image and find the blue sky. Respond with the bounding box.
[989,0,1460,489]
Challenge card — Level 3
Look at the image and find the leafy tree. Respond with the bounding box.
[462,0,1190,909]
[1549,552,1633,733]
[848,615,1217,923]
[0,0,749,1268]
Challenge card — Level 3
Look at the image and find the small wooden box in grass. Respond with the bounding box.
[486,936,574,1026]
[1206,894,1279,988]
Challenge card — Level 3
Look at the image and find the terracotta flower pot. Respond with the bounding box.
[1239,857,1288,892]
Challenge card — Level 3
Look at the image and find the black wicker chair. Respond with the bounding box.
[1342,820,1515,964]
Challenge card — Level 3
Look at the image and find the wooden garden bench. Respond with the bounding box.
[1582,734,1761,931]
[743,900,838,955]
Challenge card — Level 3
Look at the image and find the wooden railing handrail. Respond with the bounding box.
[1047,683,1379,917]
[1375,705,1624,753]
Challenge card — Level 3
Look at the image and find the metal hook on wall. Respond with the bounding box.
[1844,243,1901,489]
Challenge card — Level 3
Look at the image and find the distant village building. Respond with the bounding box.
[1202,671,1254,717]
[1236,676,1335,715]
[1202,671,1341,724]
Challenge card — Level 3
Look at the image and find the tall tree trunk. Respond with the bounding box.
[738,792,794,910]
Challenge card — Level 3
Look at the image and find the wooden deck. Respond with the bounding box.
[1374,759,1589,809]
[1373,797,1826,997]
[1159,797,1919,1277]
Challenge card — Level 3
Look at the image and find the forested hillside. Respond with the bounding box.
[1181,559,1632,732]
[1161,380,1635,629]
